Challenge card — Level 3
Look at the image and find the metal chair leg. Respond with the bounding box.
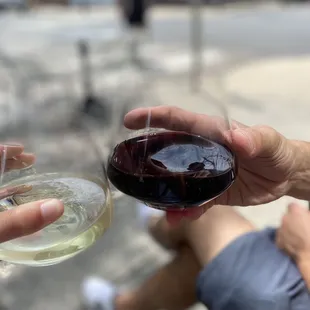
[190,0,204,93]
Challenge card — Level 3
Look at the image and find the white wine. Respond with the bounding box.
[0,173,113,266]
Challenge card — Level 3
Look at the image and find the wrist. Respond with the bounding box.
[287,140,310,200]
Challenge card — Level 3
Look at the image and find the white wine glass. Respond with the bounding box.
[0,52,113,267]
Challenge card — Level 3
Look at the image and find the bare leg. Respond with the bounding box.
[117,206,256,310]
[148,215,186,250]
[83,206,256,310]
[185,206,256,265]
[148,206,256,257]
[115,245,200,310]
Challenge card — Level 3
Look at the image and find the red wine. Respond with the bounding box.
[107,131,237,209]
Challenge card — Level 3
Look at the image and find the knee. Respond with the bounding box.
[149,217,186,250]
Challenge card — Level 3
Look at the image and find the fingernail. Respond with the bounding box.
[288,203,304,214]
[40,199,63,223]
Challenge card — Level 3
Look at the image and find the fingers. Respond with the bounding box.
[124,106,229,142]
[0,199,64,243]
[125,106,200,132]
[287,202,306,214]
[276,202,306,253]
[276,228,297,259]
[5,153,36,171]
[0,185,32,200]
[124,106,255,160]
[124,106,285,161]
[0,144,24,159]
[0,144,35,171]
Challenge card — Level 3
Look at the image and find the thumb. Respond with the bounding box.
[0,199,64,243]
[287,202,307,215]
[228,126,284,159]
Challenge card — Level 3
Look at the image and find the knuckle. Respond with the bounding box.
[258,125,284,154]
[254,125,278,141]
[169,106,183,114]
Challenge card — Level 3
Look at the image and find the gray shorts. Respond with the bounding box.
[197,228,310,310]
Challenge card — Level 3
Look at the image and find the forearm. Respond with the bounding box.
[288,140,310,201]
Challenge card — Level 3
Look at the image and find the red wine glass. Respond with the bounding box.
[107,75,236,213]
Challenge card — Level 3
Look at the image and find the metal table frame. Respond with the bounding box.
[190,0,204,93]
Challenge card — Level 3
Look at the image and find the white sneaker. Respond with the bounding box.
[81,277,117,310]
[136,202,164,230]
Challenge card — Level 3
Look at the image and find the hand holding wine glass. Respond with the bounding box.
[0,144,35,171]
[122,105,297,223]
[107,79,238,223]
[0,125,113,267]
[0,145,64,243]
[0,49,114,267]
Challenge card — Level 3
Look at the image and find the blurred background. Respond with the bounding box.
[0,0,309,309]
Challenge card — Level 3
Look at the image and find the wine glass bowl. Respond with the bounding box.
[0,67,113,267]
[107,77,237,212]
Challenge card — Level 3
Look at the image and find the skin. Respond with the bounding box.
[114,203,310,310]
[124,106,303,224]
[0,144,64,243]
[276,203,310,289]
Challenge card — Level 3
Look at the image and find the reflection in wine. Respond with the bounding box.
[108,131,236,210]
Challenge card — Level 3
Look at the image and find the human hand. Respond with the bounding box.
[0,144,35,172]
[0,145,64,243]
[276,203,310,263]
[124,106,296,224]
